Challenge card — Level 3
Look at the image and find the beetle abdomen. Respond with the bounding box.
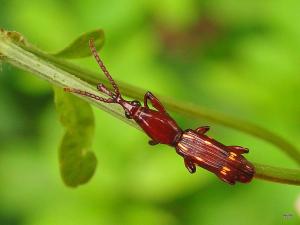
[175,130,255,184]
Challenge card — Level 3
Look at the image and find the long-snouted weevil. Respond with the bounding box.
[64,39,255,185]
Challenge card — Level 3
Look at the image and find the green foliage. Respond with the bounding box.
[54,87,97,187]
[53,29,104,58]
[51,30,105,186]
[1,28,300,186]
[1,1,300,223]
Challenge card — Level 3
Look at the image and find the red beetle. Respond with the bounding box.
[64,39,255,185]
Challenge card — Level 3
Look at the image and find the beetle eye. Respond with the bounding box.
[125,110,132,119]
[131,100,141,107]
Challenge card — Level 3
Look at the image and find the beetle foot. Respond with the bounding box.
[195,126,210,134]
[227,146,249,154]
[148,140,159,145]
[184,158,196,173]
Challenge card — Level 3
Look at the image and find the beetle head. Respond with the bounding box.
[64,39,143,120]
[119,99,142,119]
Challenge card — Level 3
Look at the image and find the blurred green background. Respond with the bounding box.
[1,0,300,224]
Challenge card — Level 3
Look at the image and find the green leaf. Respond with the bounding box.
[54,87,97,187]
[53,29,105,58]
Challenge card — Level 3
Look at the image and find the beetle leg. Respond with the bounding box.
[195,126,210,134]
[227,146,249,154]
[218,175,235,185]
[148,140,159,145]
[184,158,196,173]
[144,91,166,113]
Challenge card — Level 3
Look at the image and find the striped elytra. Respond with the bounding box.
[175,130,255,184]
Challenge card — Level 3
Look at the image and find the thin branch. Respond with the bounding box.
[23,44,300,166]
[1,31,300,186]
[254,163,300,185]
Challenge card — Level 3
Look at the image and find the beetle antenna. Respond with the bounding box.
[89,39,120,97]
[64,87,114,103]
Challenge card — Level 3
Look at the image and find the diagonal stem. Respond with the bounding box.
[0,31,300,186]
[21,44,300,166]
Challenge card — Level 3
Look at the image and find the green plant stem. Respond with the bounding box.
[23,45,300,166]
[254,163,300,185]
[1,31,300,186]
